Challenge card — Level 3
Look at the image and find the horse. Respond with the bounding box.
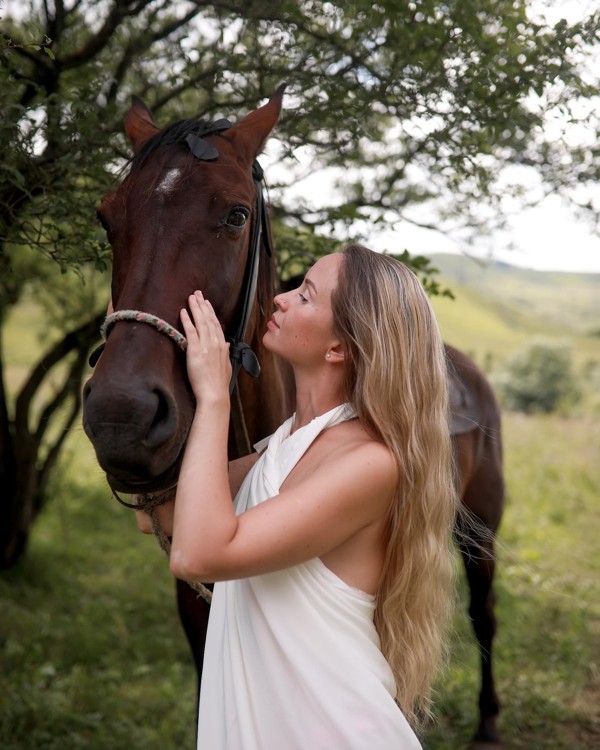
[83,86,294,676]
[82,89,504,749]
[447,345,504,749]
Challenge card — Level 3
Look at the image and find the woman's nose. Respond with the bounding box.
[273,292,287,310]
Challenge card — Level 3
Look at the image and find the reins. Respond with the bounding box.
[90,118,274,604]
[107,485,213,603]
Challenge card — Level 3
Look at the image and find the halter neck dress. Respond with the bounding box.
[197,404,421,750]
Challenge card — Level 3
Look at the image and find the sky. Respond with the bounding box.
[268,0,600,275]
[7,0,599,273]
[367,198,600,274]
[452,0,600,274]
[264,150,600,275]
[261,2,600,275]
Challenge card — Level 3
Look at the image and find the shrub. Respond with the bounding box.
[495,339,580,413]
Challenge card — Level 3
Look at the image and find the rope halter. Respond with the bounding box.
[101,310,187,351]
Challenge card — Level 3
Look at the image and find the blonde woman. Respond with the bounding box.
[141,244,458,748]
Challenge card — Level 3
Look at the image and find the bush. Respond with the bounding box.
[495,339,580,413]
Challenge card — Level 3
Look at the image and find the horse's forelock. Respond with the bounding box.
[129,118,223,172]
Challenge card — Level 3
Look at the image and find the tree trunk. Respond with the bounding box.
[0,312,103,569]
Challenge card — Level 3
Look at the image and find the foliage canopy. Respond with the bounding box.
[0,0,599,564]
[2,0,599,284]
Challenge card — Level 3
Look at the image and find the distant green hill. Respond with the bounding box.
[425,253,600,372]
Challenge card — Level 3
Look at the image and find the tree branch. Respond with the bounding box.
[14,313,104,439]
[36,346,90,510]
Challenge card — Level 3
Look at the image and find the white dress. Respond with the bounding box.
[197,404,422,750]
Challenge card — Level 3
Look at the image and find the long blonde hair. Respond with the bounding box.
[331,244,458,729]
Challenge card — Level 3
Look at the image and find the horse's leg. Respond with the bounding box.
[457,434,504,749]
[458,531,502,748]
[175,579,212,708]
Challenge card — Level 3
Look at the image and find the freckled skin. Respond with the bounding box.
[263,254,342,370]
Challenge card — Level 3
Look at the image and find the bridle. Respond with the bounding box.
[97,159,267,396]
[89,118,274,514]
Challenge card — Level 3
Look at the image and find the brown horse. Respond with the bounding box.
[83,91,504,748]
[447,345,504,749]
[83,86,293,674]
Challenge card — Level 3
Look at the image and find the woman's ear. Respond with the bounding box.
[326,342,345,363]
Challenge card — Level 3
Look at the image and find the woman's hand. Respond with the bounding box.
[180,291,231,406]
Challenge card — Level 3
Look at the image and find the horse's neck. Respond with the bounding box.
[230,306,293,455]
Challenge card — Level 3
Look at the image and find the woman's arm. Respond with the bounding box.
[169,291,396,583]
[134,454,260,535]
[170,422,396,582]
[134,501,174,534]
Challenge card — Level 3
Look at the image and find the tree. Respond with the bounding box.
[495,339,580,413]
[1,0,598,566]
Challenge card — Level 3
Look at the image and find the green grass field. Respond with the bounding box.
[2,262,599,748]
[1,414,598,749]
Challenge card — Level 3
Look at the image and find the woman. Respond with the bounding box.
[140,244,457,748]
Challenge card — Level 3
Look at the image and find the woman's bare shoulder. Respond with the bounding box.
[332,423,397,479]
[287,417,398,492]
[321,417,392,458]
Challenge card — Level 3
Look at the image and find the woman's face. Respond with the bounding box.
[263,253,343,368]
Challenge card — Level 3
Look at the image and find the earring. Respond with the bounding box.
[326,353,331,359]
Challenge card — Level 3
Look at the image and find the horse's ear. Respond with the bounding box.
[124,96,159,154]
[229,84,286,161]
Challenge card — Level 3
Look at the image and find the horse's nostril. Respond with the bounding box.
[144,387,177,449]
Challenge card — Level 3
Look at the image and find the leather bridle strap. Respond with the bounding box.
[89,122,270,495]
[91,162,267,402]
[227,159,265,391]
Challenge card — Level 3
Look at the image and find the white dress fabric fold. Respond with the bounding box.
[197,404,421,749]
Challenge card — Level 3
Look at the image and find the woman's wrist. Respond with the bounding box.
[193,393,231,418]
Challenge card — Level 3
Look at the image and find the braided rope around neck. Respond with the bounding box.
[148,506,213,604]
[102,310,187,350]
[111,486,212,603]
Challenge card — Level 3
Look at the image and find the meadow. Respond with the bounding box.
[1,259,599,748]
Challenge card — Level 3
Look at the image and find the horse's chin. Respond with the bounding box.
[106,459,182,495]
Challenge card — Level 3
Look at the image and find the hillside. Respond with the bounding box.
[428,253,599,334]
[425,253,600,371]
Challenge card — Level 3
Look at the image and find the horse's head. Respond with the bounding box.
[83,87,285,494]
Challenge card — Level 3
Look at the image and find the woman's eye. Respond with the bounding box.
[225,207,249,229]
[298,292,308,303]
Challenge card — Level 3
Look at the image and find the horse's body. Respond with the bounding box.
[447,345,504,748]
[83,91,504,748]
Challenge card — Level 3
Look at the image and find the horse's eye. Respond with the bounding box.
[225,206,249,229]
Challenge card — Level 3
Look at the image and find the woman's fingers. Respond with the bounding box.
[188,292,205,335]
[179,292,232,403]
[181,292,228,349]
[183,292,207,342]
[203,299,224,339]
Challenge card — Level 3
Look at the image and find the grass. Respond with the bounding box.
[0,435,197,750]
[2,266,599,748]
[427,254,600,377]
[1,414,598,749]
[430,281,600,375]
[428,254,600,337]
[425,413,600,749]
